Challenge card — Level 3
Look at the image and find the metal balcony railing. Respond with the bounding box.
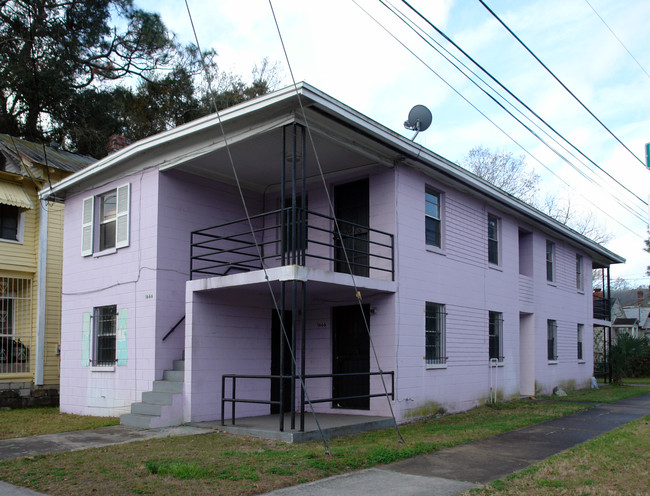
[593,297,611,321]
[190,207,394,280]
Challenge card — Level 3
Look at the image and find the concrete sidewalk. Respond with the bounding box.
[0,393,648,496]
[263,393,650,495]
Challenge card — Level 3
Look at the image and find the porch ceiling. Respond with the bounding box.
[162,109,397,192]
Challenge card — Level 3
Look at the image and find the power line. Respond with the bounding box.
[381,0,648,225]
[584,0,650,83]
[357,0,645,236]
[476,0,646,168]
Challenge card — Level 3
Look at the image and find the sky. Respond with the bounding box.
[136,0,650,287]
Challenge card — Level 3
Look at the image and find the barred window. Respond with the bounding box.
[426,302,446,365]
[0,277,31,373]
[547,319,558,361]
[94,305,117,366]
[489,311,503,362]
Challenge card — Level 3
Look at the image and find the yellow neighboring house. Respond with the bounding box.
[0,134,94,407]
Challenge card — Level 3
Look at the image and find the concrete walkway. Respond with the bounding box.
[0,393,648,496]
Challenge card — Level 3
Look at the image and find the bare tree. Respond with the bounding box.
[460,146,611,243]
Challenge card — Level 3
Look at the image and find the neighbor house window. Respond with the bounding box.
[0,277,32,372]
[0,204,20,241]
[546,241,554,282]
[577,324,583,360]
[576,255,583,291]
[547,319,557,361]
[425,302,446,365]
[94,305,117,366]
[425,188,441,248]
[82,183,130,256]
[489,311,503,362]
[488,214,499,265]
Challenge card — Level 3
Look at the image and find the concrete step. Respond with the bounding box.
[120,413,156,429]
[142,391,174,405]
[173,360,185,371]
[131,402,163,416]
[153,380,183,394]
[163,369,184,382]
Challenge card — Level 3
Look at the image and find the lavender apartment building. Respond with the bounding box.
[42,83,622,432]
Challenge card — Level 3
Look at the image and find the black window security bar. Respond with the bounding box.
[221,371,395,432]
[190,207,394,280]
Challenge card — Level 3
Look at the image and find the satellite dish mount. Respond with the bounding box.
[404,105,432,141]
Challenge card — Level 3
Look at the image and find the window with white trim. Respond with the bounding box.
[546,241,555,282]
[489,311,503,362]
[547,319,557,361]
[576,254,583,291]
[577,323,583,360]
[488,214,499,265]
[425,188,441,248]
[425,302,446,365]
[81,183,130,255]
[94,305,117,366]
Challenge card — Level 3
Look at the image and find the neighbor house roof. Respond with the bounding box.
[38,82,625,267]
[623,307,650,328]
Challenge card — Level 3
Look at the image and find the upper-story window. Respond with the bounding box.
[0,204,20,241]
[546,241,555,282]
[82,183,130,256]
[576,254,583,291]
[425,188,441,248]
[488,214,499,265]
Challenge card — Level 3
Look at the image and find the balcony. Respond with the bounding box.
[593,297,611,321]
[190,207,394,281]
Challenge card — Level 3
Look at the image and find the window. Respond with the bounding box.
[489,311,503,362]
[576,255,583,290]
[425,302,446,365]
[577,324,583,360]
[488,214,499,265]
[425,188,441,248]
[0,277,32,373]
[82,183,130,256]
[94,305,117,366]
[0,204,20,241]
[546,241,554,282]
[547,319,557,361]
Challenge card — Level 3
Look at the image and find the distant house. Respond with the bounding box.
[0,135,94,407]
[42,83,623,430]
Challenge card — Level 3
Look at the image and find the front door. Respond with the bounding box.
[334,179,369,277]
[271,310,293,414]
[332,305,370,410]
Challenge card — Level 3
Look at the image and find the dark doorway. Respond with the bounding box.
[332,305,370,410]
[271,310,293,414]
[334,179,369,277]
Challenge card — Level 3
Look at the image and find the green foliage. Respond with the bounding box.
[610,334,650,382]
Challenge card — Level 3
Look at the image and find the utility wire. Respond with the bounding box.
[380,0,647,225]
[354,0,643,238]
[184,0,333,455]
[476,0,646,168]
[584,0,650,82]
[388,0,647,216]
[268,0,405,444]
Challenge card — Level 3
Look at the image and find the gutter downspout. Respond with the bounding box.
[35,199,47,386]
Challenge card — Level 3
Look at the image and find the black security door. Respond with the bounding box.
[332,305,370,410]
[334,179,369,277]
[271,311,293,414]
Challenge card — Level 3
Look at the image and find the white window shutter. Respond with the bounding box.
[81,196,94,256]
[115,183,130,248]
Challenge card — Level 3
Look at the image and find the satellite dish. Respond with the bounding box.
[404,105,432,140]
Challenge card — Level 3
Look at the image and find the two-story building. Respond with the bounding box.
[41,83,623,432]
[0,135,94,406]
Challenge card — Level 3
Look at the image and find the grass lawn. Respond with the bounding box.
[0,407,119,440]
[466,414,650,495]
[544,384,650,403]
[0,400,588,496]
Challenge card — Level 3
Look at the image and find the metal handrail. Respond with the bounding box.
[221,370,395,430]
[191,207,394,280]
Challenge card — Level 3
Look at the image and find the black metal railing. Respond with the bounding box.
[221,371,395,431]
[593,297,611,320]
[190,207,394,280]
